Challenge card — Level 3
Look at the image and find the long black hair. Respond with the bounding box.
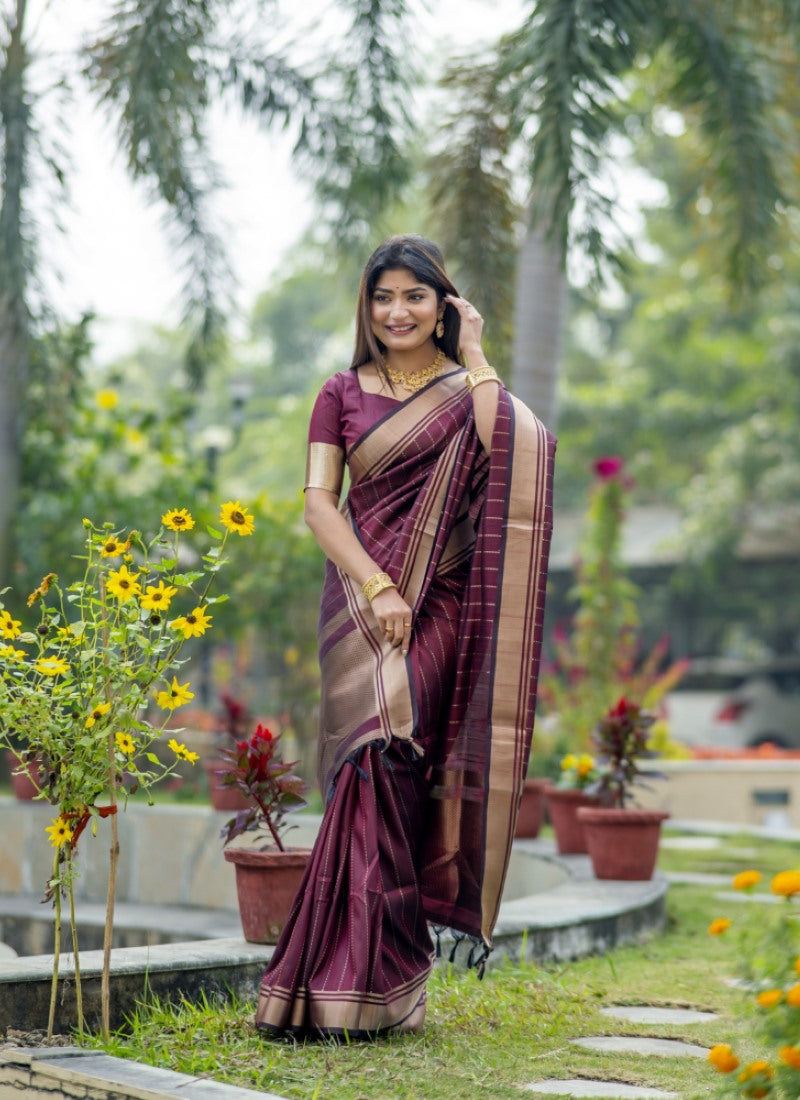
[351,236,462,380]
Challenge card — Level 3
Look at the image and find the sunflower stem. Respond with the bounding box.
[47,848,60,1039]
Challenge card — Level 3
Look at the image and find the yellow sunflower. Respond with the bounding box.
[99,535,128,558]
[0,610,22,639]
[162,508,195,532]
[106,564,142,602]
[85,701,112,728]
[140,581,178,611]
[219,500,255,536]
[0,644,27,660]
[46,817,74,849]
[115,732,136,756]
[170,605,213,638]
[156,677,194,711]
[27,572,57,606]
[35,656,70,677]
[167,737,199,764]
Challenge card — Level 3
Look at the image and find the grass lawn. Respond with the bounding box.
[84,829,800,1099]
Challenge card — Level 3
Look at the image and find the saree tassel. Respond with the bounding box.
[431,924,445,958]
[448,931,466,964]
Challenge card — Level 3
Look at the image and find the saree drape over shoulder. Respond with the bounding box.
[256,367,555,1039]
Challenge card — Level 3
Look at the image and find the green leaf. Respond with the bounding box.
[206,525,223,539]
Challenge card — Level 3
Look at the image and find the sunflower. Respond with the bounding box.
[156,677,194,711]
[0,644,27,660]
[219,500,255,536]
[162,508,195,532]
[35,656,70,677]
[106,564,142,602]
[170,605,212,638]
[85,701,112,728]
[115,732,136,756]
[0,610,22,639]
[140,581,178,611]
[27,572,57,606]
[167,737,199,764]
[99,535,127,558]
[46,817,74,848]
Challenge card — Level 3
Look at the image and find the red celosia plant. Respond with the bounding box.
[218,724,307,851]
[588,696,662,809]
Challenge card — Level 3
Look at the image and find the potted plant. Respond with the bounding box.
[546,752,607,854]
[219,723,311,943]
[577,696,669,880]
[203,691,252,811]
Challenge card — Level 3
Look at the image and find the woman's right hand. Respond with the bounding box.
[371,588,414,655]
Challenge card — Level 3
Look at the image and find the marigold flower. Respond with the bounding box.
[100,535,128,558]
[115,732,136,756]
[738,1060,774,1098]
[26,572,56,607]
[46,817,74,849]
[167,737,199,764]
[771,871,800,897]
[95,388,119,410]
[170,605,213,638]
[220,500,255,536]
[780,1046,800,1070]
[35,656,70,677]
[140,581,178,611]
[85,701,111,728]
[0,644,26,660]
[162,508,195,532]
[708,1044,740,1074]
[156,677,194,711]
[577,754,595,777]
[0,610,22,639]
[708,917,732,935]
[561,754,578,771]
[106,565,142,603]
[785,983,800,1007]
[756,989,783,1008]
[733,870,762,891]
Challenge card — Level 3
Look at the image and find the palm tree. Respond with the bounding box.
[0,0,414,584]
[430,1,798,428]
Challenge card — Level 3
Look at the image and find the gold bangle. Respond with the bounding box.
[465,365,500,392]
[362,572,396,603]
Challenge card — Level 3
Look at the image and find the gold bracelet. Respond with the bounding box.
[362,572,396,603]
[465,365,500,392]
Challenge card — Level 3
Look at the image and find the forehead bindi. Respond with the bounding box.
[374,269,432,294]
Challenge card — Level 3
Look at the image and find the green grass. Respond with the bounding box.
[82,831,800,1099]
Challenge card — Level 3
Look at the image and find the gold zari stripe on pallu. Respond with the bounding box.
[305,442,345,495]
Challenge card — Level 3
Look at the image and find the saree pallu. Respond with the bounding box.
[256,369,554,1039]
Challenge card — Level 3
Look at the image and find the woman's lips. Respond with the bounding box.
[386,324,415,333]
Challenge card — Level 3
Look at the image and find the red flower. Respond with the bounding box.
[593,456,623,480]
[610,696,630,718]
[253,723,273,743]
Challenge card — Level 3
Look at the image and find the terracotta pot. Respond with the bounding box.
[515,778,549,838]
[577,807,670,881]
[5,750,43,800]
[545,787,601,854]
[224,846,312,943]
[203,757,250,812]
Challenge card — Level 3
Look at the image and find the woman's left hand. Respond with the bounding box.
[444,294,485,363]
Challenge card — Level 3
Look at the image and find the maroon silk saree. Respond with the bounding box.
[255,369,554,1039]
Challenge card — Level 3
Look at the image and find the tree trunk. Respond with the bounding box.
[0,0,31,586]
[511,218,567,430]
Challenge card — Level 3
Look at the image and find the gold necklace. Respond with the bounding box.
[384,349,446,394]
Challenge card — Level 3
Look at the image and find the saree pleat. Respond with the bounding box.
[256,370,555,1038]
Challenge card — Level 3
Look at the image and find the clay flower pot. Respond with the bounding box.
[515,778,549,838]
[5,750,44,800]
[545,786,601,854]
[224,846,312,943]
[203,757,251,812]
[577,807,670,880]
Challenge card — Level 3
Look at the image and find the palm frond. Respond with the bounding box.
[85,0,230,384]
[427,57,519,377]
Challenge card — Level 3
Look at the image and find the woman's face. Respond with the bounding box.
[369,267,441,353]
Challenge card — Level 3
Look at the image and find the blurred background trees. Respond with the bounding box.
[2,0,799,778]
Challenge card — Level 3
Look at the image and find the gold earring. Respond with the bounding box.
[435,319,444,339]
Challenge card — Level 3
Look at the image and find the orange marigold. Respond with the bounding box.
[708,1044,740,1073]
[771,870,800,897]
[732,869,762,891]
[708,917,732,935]
[780,1046,800,1070]
[786,983,800,1007]
[738,1060,774,1099]
[756,989,783,1008]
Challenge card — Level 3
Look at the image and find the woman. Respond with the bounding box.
[255,235,554,1040]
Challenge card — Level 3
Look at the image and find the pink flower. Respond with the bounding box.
[593,456,623,480]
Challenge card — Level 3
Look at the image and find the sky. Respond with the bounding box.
[28,0,527,362]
